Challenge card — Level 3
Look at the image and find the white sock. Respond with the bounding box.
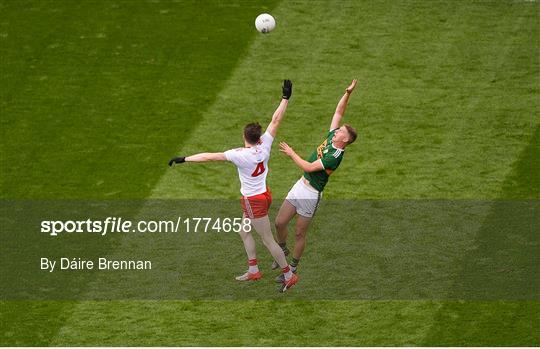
[248,265,259,273]
[284,266,293,280]
[248,258,259,274]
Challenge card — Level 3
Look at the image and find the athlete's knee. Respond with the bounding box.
[295,230,306,241]
[238,229,251,240]
[261,237,273,249]
[275,218,288,232]
[260,236,277,252]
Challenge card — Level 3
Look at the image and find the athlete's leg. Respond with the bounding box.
[292,214,313,261]
[273,213,312,284]
[235,214,261,281]
[274,200,297,244]
[238,214,256,260]
[269,200,296,270]
[252,215,297,289]
[251,215,289,268]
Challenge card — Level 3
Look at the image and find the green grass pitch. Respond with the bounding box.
[1,0,539,346]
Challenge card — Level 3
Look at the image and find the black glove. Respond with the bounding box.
[168,156,186,167]
[282,79,292,100]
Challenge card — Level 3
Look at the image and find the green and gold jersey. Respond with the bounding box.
[303,128,344,192]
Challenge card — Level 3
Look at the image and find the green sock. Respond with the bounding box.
[291,258,300,270]
[278,242,289,255]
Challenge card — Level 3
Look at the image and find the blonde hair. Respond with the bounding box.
[344,124,357,144]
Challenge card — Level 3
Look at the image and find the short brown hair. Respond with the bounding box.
[344,124,358,144]
[244,122,262,145]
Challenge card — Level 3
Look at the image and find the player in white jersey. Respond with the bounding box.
[168,80,298,292]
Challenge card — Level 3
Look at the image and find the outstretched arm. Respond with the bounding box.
[330,79,357,131]
[168,152,226,166]
[186,153,226,162]
[266,79,292,138]
[279,142,324,173]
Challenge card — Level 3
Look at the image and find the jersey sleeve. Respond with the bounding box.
[224,148,243,166]
[260,131,274,153]
[320,151,342,170]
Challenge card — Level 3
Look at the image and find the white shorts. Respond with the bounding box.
[285,178,322,218]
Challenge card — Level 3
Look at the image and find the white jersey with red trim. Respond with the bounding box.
[224,131,273,197]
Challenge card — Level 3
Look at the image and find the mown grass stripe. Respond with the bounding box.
[421,126,540,345]
[0,0,280,345]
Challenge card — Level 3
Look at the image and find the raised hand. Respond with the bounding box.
[345,79,357,94]
[282,79,292,100]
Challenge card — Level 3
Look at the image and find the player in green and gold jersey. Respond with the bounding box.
[272,80,358,280]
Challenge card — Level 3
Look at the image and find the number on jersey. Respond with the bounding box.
[251,162,265,177]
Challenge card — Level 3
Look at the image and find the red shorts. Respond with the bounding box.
[241,190,272,219]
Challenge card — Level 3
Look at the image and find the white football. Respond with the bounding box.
[255,13,276,34]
